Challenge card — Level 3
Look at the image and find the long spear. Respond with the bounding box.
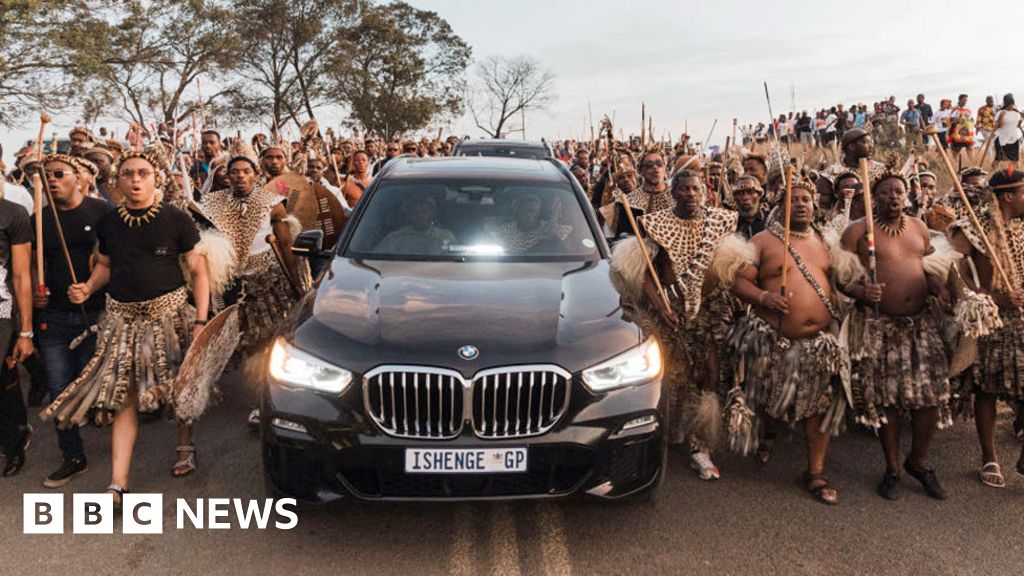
[860,157,880,317]
[764,83,786,189]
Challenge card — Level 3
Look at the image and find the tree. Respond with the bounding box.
[330,1,471,138]
[470,55,555,138]
[232,0,363,131]
[59,0,240,127]
[0,0,80,127]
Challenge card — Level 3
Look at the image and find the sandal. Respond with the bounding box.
[757,433,776,466]
[980,462,1006,488]
[172,445,197,477]
[106,483,129,510]
[803,472,839,505]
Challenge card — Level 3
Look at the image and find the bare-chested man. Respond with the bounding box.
[841,170,952,501]
[730,180,847,504]
[948,168,1024,487]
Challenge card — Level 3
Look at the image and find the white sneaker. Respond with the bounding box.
[247,408,260,427]
[690,451,721,481]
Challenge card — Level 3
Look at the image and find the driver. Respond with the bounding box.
[376,197,456,255]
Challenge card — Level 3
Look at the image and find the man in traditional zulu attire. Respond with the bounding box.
[610,149,673,241]
[611,169,739,480]
[728,179,850,504]
[261,141,290,179]
[200,141,305,354]
[732,175,767,240]
[841,168,953,501]
[948,168,1024,487]
[41,148,212,502]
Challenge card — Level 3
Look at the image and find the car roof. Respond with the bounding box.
[458,139,547,147]
[382,156,568,183]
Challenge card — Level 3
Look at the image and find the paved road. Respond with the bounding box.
[2,370,1023,576]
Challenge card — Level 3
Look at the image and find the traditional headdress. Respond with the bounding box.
[41,153,82,171]
[870,163,908,191]
[226,138,260,173]
[68,126,97,144]
[116,147,167,189]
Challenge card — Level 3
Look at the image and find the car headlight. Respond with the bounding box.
[582,338,662,393]
[268,339,352,395]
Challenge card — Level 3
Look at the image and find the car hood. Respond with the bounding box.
[291,258,640,377]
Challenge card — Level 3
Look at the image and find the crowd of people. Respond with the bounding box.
[0,89,1023,508]
[738,93,1022,162]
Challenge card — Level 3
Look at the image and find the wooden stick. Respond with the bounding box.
[860,157,880,316]
[977,129,995,168]
[778,165,794,334]
[928,130,1014,291]
[33,114,50,295]
[618,193,672,311]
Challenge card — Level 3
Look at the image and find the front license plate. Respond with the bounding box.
[404,447,528,474]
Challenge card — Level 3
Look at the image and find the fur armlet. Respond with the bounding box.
[184,229,238,294]
[710,233,755,288]
[610,236,660,300]
[923,234,962,284]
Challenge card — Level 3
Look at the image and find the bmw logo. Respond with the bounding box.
[458,345,479,361]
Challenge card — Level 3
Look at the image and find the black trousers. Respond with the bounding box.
[0,320,26,455]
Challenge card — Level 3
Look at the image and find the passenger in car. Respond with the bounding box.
[484,194,572,254]
[376,197,456,254]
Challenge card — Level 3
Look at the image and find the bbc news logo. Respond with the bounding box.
[24,494,298,534]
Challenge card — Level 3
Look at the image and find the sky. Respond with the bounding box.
[3,0,1023,162]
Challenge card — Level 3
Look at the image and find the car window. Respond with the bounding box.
[346,179,599,262]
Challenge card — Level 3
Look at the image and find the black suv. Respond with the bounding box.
[262,156,665,501]
[452,138,554,160]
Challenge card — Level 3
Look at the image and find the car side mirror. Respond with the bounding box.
[291,229,328,258]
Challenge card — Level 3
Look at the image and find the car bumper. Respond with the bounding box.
[261,377,665,502]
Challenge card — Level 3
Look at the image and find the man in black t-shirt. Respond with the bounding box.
[33,154,112,487]
[41,149,210,501]
[0,199,37,477]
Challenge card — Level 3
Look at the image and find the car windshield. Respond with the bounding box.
[345,178,600,262]
[456,146,549,159]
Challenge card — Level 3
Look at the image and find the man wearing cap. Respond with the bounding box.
[83,144,118,204]
[733,175,766,240]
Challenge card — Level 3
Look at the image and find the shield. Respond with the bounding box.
[264,173,347,247]
[172,304,241,424]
